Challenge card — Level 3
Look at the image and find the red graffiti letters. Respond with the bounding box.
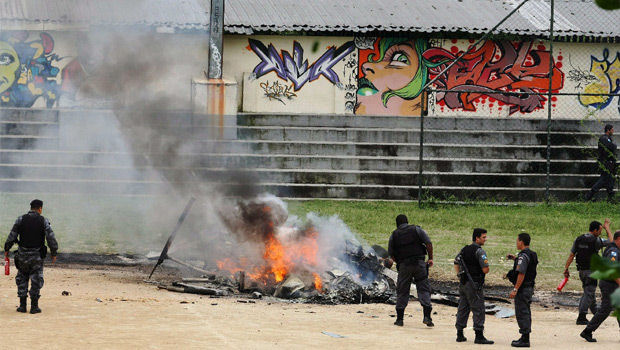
[423,41,564,114]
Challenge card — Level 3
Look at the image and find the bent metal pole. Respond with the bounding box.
[148,197,197,279]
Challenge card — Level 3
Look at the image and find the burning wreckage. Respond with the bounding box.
[148,196,396,304]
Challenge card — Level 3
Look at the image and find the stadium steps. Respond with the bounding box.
[0,109,615,201]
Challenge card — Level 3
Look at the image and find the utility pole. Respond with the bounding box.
[208,0,224,80]
[207,0,225,138]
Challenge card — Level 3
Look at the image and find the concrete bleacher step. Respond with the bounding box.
[236,126,597,145]
[0,178,590,201]
[0,164,600,188]
[194,140,594,159]
[237,114,612,132]
[0,108,612,201]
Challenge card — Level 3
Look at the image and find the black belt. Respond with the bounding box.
[400,256,425,263]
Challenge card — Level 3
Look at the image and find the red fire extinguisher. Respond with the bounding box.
[4,257,9,275]
[557,277,569,291]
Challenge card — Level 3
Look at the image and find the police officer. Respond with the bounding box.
[507,233,538,348]
[585,124,617,202]
[388,214,434,327]
[454,228,494,344]
[563,219,613,324]
[4,199,58,314]
[580,230,620,342]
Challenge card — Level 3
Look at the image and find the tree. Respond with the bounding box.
[595,0,620,10]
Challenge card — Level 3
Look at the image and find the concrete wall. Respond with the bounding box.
[1,30,618,119]
[223,35,620,119]
[0,30,208,110]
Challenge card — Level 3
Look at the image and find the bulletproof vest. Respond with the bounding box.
[461,244,484,284]
[17,212,46,249]
[511,249,538,286]
[392,225,426,263]
[598,135,616,163]
[574,234,599,270]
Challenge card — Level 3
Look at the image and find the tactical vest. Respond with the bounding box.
[461,244,485,284]
[392,225,426,263]
[574,234,599,270]
[511,249,538,287]
[17,212,46,249]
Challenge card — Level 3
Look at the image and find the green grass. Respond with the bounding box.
[287,200,620,289]
[2,194,617,290]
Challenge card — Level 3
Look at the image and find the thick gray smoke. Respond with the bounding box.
[1,21,379,287]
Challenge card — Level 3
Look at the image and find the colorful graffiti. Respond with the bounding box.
[355,38,437,115]
[259,80,297,104]
[423,41,565,114]
[0,32,72,107]
[578,49,619,112]
[248,39,355,91]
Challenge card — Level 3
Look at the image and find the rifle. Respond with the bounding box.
[147,197,196,279]
[456,248,483,292]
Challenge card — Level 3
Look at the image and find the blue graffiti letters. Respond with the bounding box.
[249,39,354,91]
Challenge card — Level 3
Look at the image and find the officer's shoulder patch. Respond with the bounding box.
[484,259,489,264]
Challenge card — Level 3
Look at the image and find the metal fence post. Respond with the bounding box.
[418,92,425,207]
[545,0,555,203]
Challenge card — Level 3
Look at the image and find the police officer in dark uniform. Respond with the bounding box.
[507,233,538,348]
[580,230,620,342]
[563,219,612,324]
[4,199,58,314]
[388,214,434,327]
[585,124,617,202]
[454,228,494,344]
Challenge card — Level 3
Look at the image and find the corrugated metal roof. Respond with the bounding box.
[0,0,617,38]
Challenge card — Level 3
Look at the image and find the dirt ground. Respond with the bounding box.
[1,265,619,349]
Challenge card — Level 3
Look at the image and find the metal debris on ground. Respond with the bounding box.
[494,307,516,318]
[321,331,346,338]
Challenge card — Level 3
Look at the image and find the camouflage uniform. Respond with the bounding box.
[4,211,58,298]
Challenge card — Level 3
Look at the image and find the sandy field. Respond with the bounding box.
[1,265,619,349]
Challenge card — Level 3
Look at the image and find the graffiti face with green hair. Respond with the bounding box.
[356,38,434,116]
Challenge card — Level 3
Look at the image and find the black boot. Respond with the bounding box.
[456,329,467,342]
[394,308,404,326]
[576,313,588,325]
[30,296,41,314]
[474,330,494,345]
[16,297,27,313]
[511,333,530,347]
[580,330,597,342]
[422,306,434,327]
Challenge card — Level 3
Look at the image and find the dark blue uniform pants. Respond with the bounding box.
[585,281,620,333]
[15,252,44,298]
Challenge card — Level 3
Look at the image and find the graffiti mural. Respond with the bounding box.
[423,41,565,114]
[0,32,72,107]
[248,39,355,91]
[577,49,620,112]
[355,38,437,116]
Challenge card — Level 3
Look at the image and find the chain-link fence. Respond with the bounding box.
[415,0,620,204]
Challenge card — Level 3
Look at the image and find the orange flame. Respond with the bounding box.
[313,273,323,292]
[263,234,290,283]
[216,218,323,290]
